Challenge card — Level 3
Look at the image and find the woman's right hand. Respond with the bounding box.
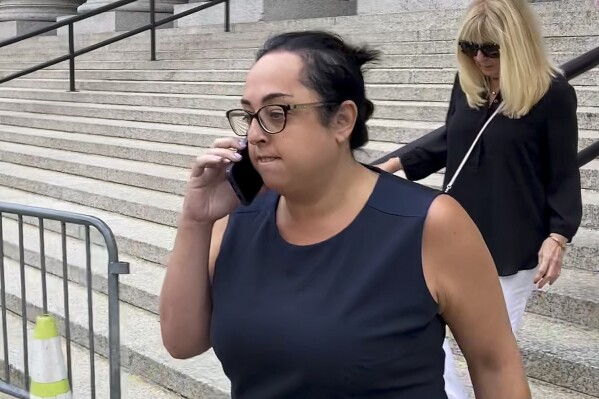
[180,137,247,225]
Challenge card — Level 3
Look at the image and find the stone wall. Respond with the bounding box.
[357,0,564,14]
[176,0,357,28]
[262,0,357,21]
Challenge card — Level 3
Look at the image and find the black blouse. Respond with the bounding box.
[398,74,583,276]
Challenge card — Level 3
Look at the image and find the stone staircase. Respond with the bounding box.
[0,1,597,398]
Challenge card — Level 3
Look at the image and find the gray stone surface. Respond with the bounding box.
[0,140,189,194]
[0,124,206,167]
[262,0,357,21]
[0,311,185,398]
[354,0,574,14]
[0,0,82,22]
[175,0,263,28]
[0,185,176,264]
[526,268,599,329]
[0,20,56,39]
[56,11,173,35]
[358,0,468,14]
[78,0,185,13]
[0,160,184,226]
[0,3,596,397]
[0,258,231,398]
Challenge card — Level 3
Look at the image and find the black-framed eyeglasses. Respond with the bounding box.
[459,41,500,58]
[225,102,338,136]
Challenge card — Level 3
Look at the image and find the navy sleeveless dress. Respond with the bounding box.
[210,171,447,398]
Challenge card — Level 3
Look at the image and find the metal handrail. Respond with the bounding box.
[373,45,599,168]
[0,0,230,91]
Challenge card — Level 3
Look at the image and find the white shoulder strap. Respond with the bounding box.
[444,105,502,193]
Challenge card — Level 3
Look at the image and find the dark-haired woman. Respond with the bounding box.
[159,31,531,399]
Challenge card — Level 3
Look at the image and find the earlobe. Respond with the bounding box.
[333,100,358,144]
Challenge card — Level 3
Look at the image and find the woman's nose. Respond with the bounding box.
[247,117,267,143]
[474,50,488,62]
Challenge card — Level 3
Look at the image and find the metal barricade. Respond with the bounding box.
[0,202,130,399]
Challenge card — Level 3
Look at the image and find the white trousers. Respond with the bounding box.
[443,267,538,399]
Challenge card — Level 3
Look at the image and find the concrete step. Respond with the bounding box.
[513,314,599,396]
[2,253,599,397]
[1,215,165,315]
[0,186,175,265]
[0,1,590,48]
[0,126,389,179]
[0,161,183,227]
[0,35,594,70]
[0,140,189,195]
[4,205,597,338]
[0,85,597,109]
[3,68,598,93]
[567,228,599,273]
[1,12,596,57]
[0,124,209,168]
[0,51,579,73]
[0,37,590,63]
[0,98,597,132]
[526,267,599,330]
[0,129,388,188]
[0,109,595,163]
[452,350,599,399]
[4,7,591,52]
[0,311,185,398]
[0,98,231,129]
[582,159,599,191]
[1,11,597,55]
[0,154,597,269]
[0,110,231,147]
[1,217,596,399]
[0,256,230,399]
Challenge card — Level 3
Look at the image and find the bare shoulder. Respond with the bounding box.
[421,194,495,314]
[424,194,477,239]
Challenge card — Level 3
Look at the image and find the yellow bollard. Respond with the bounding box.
[29,315,72,399]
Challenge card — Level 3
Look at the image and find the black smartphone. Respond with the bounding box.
[225,145,264,206]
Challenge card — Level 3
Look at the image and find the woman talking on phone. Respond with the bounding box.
[159,30,531,399]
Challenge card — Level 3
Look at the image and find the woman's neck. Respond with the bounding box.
[279,159,377,224]
[275,159,379,246]
[488,77,500,93]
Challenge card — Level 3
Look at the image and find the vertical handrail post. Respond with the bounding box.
[225,0,230,32]
[150,0,156,61]
[68,23,76,92]
[109,260,129,399]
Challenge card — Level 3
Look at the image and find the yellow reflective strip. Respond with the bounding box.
[32,315,59,340]
[29,379,70,397]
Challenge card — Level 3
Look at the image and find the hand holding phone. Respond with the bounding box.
[225,145,264,206]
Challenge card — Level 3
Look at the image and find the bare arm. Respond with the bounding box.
[159,216,228,359]
[422,195,531,399]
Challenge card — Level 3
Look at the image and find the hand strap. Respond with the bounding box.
[444,105,502,193]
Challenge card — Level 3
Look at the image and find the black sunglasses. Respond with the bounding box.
[459,41,500,58]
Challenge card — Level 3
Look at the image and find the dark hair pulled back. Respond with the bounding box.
[256,31,380,150]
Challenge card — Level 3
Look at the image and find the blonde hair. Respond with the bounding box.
[456,0,560,118]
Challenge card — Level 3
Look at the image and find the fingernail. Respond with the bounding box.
[222,158,231,163]
[239,139,247,148]
[233,152,242,160]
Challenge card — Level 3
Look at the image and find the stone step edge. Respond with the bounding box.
[3,257,599,398]
[1,257,229,398]
[0,309,184,399]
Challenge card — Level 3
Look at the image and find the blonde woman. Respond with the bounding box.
[377,0,582,396]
